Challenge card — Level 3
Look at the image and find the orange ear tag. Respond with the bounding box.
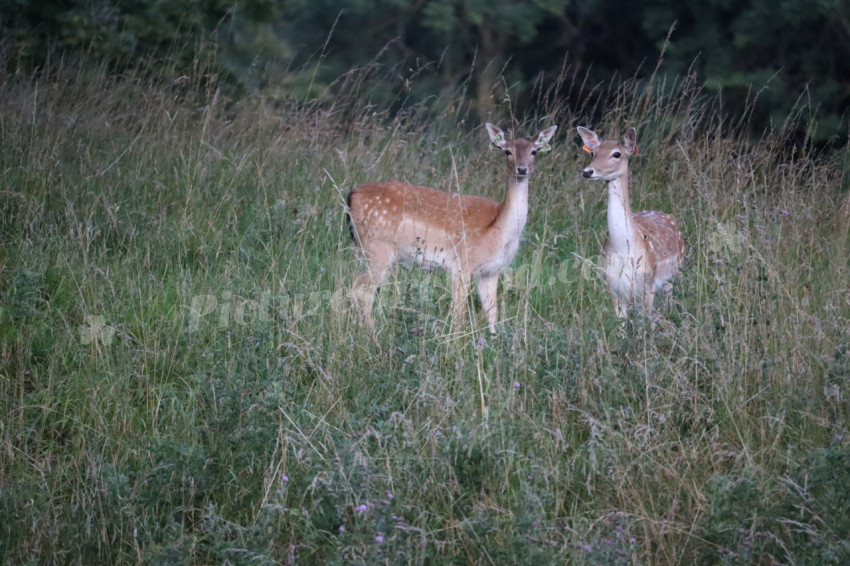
[634,146,639,155]
[582,145,593,153]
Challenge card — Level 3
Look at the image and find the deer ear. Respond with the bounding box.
[624,128,638,156]
[486,123,508,149]
[535,125,557,148]
[577,126,600,151]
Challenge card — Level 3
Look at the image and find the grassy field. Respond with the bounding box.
[1,53,849,565]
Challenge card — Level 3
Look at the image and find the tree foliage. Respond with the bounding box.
[2,0,848,144]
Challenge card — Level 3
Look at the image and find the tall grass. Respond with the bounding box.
[1,48,849,565]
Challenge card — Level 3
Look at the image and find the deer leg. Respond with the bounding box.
[644,289,656,313]
[450,270,471,330]
[611,291,628,319]
[477,273,499,334]
[352,245,394,328]
[352,272,377,328]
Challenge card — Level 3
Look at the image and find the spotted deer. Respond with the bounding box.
[347,123,557,334]
[577,126,685,318]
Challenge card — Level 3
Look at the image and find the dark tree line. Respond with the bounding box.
[3,0,849,145]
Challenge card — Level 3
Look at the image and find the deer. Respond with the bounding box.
[346,122,558,334]
[577,126,685,319]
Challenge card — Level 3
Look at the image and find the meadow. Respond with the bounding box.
[1,52,849,565]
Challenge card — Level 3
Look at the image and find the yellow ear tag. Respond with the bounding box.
[582,145,593,154]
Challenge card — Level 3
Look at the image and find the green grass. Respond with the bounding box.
[1,53,849,565]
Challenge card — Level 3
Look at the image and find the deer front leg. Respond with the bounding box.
[449,270,471,331]
[610,290,628,319]
[477,273,499,334]
[643,289,656,315]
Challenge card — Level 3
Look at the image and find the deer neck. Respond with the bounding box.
[496,174,530,234]
[606,171,637,255]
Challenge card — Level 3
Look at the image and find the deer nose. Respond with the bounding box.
[582,169,594,178]
[516,166,529,176]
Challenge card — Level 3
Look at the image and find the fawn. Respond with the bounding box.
[577,126,685,318]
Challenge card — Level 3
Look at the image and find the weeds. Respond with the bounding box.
[0,45,848,564]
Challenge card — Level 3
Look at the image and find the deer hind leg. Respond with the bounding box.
[352,243,394,328]
[477,273,499,334]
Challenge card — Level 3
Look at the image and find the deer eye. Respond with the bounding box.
[504,150,512,156]
[531,150,538,156]
[612,151,621,159]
